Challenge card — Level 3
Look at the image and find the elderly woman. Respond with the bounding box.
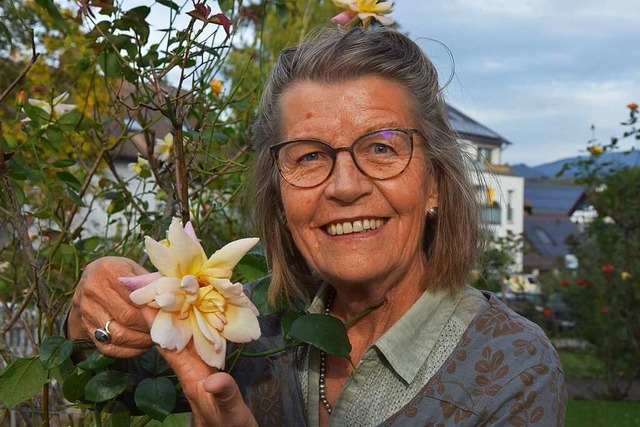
[68,27,566,426]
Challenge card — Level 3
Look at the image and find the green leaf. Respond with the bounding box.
[56,171,82,191]
[139,349,171,375]
[0,21,12,48]
[104,401,131,426]
[34,0,65,29]
[0,357,48,408]
[39,336,74,369]
[156,0,179,11]
[45,125,64,145]
[23,103,51,124]
[62,368,93,402]
[281,310,301,340]
[134,377,176,421]
[52,158,76,168]
[58,110,98,131]
[218,0,234,12]
[97,52,122,78]
[236,253,269,283]
[85,371,130,402]
[77,350,116,371]
[250,276,281,316]
[65,187,86,207]
[289,314,352,359]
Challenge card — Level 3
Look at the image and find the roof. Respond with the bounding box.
[524,216,579,258]
[525,183,584,215]
[446,105,512,146]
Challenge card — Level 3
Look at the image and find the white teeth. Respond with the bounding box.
[326,219,386,236]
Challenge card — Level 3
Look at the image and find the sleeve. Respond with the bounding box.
[486,364,567,426]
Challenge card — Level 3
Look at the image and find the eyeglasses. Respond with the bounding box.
[270,128,418,188]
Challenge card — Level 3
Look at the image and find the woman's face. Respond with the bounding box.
[278,76,438,290]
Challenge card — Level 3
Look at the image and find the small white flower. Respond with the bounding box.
[154,133,174,163]
[128,156,150,177]
[28,92,77,118]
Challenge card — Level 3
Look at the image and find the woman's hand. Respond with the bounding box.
[155,335,257,427]
[67,256,154,358]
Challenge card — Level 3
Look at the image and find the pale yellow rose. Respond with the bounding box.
[123,218,261,368]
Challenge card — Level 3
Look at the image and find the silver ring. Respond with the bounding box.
[94,319,113,344]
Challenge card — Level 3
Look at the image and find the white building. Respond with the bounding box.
[447,106,525,272]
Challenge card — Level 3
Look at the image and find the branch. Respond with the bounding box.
[0,30,40,104]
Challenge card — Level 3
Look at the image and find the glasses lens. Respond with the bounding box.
[276,140,333,187]
[353,130,413,179]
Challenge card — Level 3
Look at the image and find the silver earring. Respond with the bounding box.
[427,206,438,217]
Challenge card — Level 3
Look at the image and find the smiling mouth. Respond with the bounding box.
[325,219,387,236]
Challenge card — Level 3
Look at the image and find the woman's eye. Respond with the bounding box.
[299,152,322,162]
[371,143,393,155]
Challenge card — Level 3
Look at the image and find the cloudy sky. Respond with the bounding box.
[392,1,639,165]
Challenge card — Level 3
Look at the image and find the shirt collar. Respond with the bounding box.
[308,283,463,385]
[373,288,463,384]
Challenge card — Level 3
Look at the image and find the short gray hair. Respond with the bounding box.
[248,26,481,304]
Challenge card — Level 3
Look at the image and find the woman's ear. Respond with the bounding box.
[425,189,439,216]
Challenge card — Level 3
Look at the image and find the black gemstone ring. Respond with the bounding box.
[94,320,113,344]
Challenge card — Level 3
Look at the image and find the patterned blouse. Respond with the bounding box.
[232,288,567,426]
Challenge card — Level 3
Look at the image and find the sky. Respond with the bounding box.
[392,0,639,165]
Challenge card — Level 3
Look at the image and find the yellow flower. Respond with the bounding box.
[128,156,150,178]
[27,92,76,118]
[210,79,223,97]
[621,271,632,281]
[587,145,603,155]
[123,218,261,368]
[332,0,395,26]
[154,133,174,163]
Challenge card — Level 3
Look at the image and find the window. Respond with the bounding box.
[477,147,493,165]
[507,190,514,223]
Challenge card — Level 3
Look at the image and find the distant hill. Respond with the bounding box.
[511,151,640,180]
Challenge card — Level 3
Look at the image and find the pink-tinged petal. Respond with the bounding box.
[371,14,394,25]
[190,315,226,368]
[155,292,184,312]
[154,276,182,294]
[331,11,356,25]
[129,277,180,305]
[145,236,179,277]
[180,275,199,295]
[221,305,261,343]
[183,221,200,246]
[166,218,206,275]
[151,311,192,351]
[118,272,162,291]
[203,311,225,332]
[202,237,259,275]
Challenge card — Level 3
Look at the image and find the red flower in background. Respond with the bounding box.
[576,278,587,287]
[601,306,610,315]
[543,307,552,318]
[560,280,570,287]
[628,102,638,111]
[601,265,615,276]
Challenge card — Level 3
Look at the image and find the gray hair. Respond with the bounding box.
[248,26,481,304]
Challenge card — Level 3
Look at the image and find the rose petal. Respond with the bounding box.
[221,305,261,343]
[151,311,192,351]
[155,292,184,312]
[166,218,207,275]
[202,237,259,276]
[331,10,355,25]
[190,314,226,368]
[145,236,180,277]
[129,276,180,305]
[183,221,200,246]
[119,272,162,291]
[193,309,224,344]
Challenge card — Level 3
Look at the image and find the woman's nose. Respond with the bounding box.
[324,151,373,203]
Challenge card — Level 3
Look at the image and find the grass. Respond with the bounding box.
[566,399,640,427]
[558,349,605,379]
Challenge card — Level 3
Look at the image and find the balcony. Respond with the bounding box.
[482,205,502,225]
